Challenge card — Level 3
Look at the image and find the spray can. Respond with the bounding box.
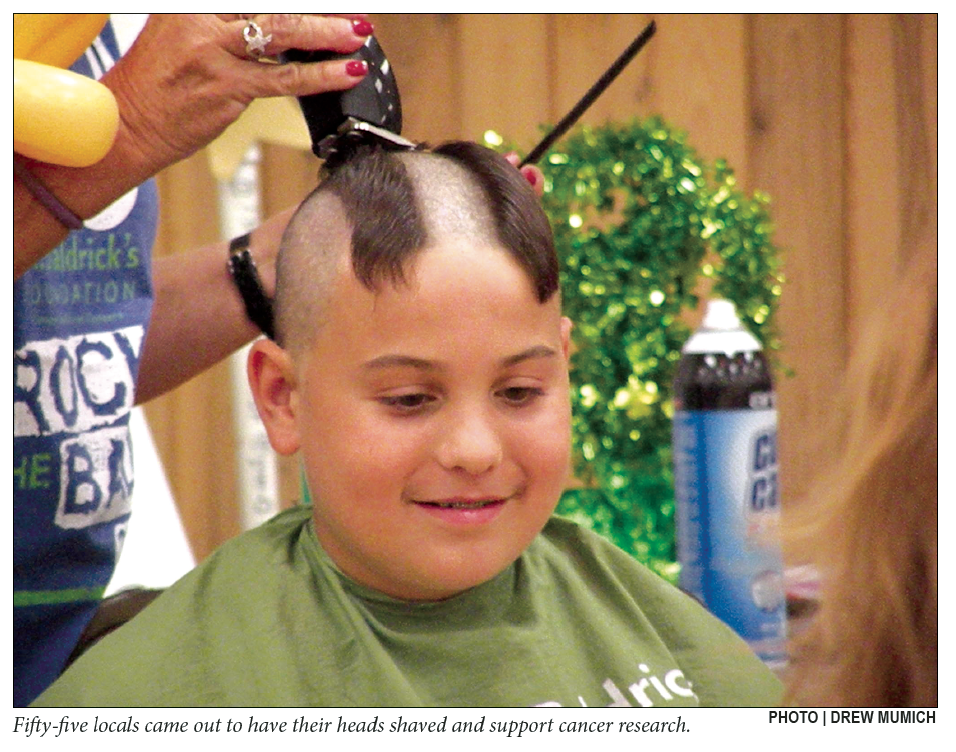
[672,299,787,667]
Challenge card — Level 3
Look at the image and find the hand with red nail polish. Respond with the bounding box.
[346,59,369,77]
[351,18,375,37]
[78,14,375,184]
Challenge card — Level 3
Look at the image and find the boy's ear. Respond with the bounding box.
[560,316,573,362]
[247,339,301,456]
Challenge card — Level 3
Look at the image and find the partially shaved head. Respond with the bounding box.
[273,142,558,353]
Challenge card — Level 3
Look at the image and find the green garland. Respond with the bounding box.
[487,118,783,582]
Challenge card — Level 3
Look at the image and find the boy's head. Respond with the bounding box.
[273,142,559,354]
[249,143,572,601]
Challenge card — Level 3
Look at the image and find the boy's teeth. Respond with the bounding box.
[433,500,494,509]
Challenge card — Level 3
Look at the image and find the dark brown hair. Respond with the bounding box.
[314,141,558,302]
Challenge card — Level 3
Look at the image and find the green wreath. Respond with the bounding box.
[488,117,783,582]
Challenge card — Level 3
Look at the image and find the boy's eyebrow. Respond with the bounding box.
[362,354,436,371]
[500,345,559,368]
[362,345,559,372]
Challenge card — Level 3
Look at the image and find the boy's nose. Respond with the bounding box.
[435,407,503,476]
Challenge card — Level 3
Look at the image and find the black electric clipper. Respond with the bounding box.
[281,36,416,167]
[242,22,658,340]
[283,20,655,170]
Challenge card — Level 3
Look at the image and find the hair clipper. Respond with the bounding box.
[280,36,416,167]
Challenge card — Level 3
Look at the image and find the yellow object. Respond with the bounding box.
[14,59,120,167]
[14,13,109,68]
[13,14,119,166]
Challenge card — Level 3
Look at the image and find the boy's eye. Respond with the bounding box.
[380,393,436,412]
[497,386,544,406]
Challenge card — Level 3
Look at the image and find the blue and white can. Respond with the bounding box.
[672,300,787,668]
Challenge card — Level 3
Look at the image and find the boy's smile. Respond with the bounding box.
[273,236,572,601]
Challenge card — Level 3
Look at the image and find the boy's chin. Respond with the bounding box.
[378,551,527,603]
[395,573,507,602]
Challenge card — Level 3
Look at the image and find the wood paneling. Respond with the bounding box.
[375,14,463,145]
[143,152,241,559]
[748,14,849,507]
[646,15,750,177]
[143,13,937,563]
[893,13,937,263]
[456,14,551,147]
[845,14,903,342]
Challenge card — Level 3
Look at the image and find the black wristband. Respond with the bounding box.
[227,233,275,340]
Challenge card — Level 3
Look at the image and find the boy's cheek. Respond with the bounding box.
[529,404,572,469]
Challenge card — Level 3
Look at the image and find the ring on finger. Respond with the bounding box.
[242,20,273,60]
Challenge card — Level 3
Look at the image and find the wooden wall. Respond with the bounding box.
[143,14,937,563]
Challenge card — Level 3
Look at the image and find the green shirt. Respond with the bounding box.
[34,507,781,707]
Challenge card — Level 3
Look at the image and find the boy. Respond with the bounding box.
[34,143,782,707]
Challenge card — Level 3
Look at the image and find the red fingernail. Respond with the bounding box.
[346,59,368,77]
[352,19,374,37]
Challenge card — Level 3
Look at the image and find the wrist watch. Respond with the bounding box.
[227,232,275,340]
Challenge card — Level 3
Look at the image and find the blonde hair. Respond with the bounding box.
[783,244,937,707]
